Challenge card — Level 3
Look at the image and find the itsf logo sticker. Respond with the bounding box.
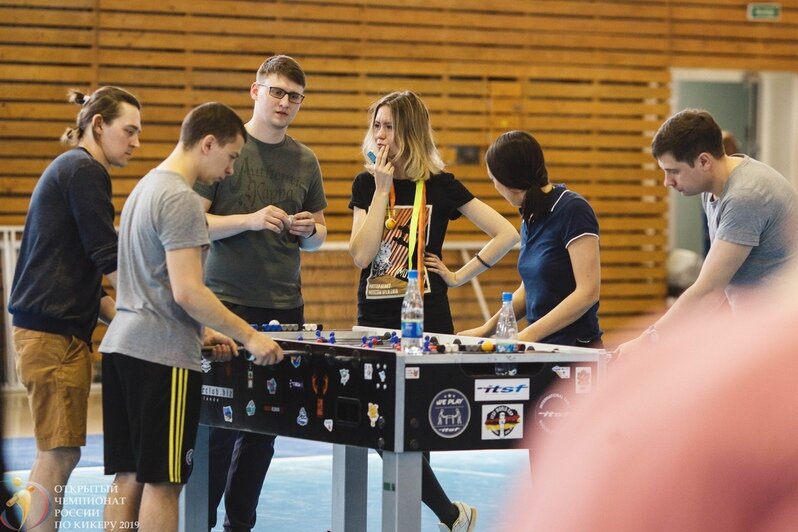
[223,405,233,423]
[474,379,530,402]
[535,392,571,433]
[482,404,523,440]
[428,389,470,438]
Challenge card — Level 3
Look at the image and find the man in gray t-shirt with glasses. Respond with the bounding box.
[193,55,327,532]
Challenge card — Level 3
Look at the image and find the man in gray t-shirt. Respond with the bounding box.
[99,103,282,532]
[620,109,797,355]
[704,156,796,308]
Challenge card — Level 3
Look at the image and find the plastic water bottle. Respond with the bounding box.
[401,270,424,355]
[494,292,518,375]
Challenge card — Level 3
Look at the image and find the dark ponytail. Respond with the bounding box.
[486,130,549,222]
[60,86,141,146]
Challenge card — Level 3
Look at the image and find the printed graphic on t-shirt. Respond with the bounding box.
[366,203,431,299]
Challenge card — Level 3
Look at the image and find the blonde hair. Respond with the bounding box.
[361,91,444,182]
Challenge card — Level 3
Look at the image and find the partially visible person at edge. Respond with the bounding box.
[348,90,519,532]
[507,260,798,531]
[722,129,741,156]
[459,131,602,348]
[100,102,284,532]
[618,109,797,356]
[7,86,141,532]
[192,55,327,532]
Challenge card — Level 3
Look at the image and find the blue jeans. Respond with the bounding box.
[208,303,303,532]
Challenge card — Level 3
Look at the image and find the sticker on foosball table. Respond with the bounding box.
[324,419,334,432]
[481,404,523,440]
[552,366,571,379]
[535,392,571,433]
[263,405,281,413]
[428,389,470,439]
[339,369,350,385]
[297,407,309,426]
[246,400,256,417]
[290,356,302,368]
[201,358,212,373]
[312,374,329,418]
[364,363,373,380]
[474,378,530,402]
[575,367,592,393]
[202,385,234,402]
[378,370,386,383]
[405,367,420,379]
[288,379,304,391]
[367,403,380,427]
[223,405,233,423]
[266,378,277,395]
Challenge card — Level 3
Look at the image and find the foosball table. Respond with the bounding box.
[182,326,608,532]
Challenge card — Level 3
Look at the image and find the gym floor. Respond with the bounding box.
[3,387,529,531]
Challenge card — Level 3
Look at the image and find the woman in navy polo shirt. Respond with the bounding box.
[459,130,603,347]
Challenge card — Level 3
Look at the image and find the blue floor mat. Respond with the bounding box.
[4,435,530,531]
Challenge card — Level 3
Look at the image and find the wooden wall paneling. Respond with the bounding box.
[3,0,797,350]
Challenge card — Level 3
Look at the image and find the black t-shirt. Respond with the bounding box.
[349,171,474,333]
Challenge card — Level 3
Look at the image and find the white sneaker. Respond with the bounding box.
[438,501,477,532]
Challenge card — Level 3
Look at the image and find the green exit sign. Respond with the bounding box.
[747,3,782,21]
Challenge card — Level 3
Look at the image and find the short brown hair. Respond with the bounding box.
[651,109,724,165]
[256,55,305,88]
[180,102,246,149]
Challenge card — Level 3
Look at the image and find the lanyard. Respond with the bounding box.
[386,180,426,296]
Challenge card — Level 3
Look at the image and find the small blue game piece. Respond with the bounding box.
[329,332,336,344]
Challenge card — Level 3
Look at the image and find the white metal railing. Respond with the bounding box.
[1,226,24,387]
[1,225,496,385]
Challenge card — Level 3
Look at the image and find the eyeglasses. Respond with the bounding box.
[255,83,305,104]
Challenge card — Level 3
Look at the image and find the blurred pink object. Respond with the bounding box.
[512,273,798,531]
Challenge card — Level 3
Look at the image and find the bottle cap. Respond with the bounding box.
[407,269,418,280]
[502,292,512,302]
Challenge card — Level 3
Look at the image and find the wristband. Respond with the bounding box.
[475,253,492,269]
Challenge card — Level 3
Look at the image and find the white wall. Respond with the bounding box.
[759,72,798,187]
